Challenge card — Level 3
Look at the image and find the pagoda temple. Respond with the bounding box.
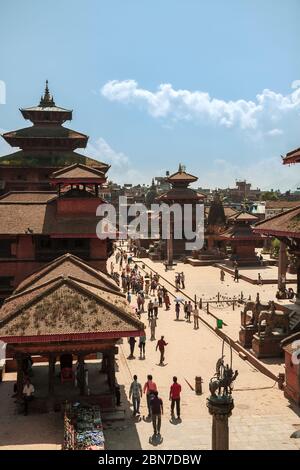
[155,164,206,264]
[0,83,117,303]
[0,81,109,193]
[223,211,263,266]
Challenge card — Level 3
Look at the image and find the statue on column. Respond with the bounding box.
[209,354,238,398]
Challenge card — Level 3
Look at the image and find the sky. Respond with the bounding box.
[0,0,300,190]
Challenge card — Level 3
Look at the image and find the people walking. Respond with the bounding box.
[150,391,163,437]
[181,272,185,289]
[169,376,181,420]
[129,375,142,416]
[149,316,157,341]
[164,292,171,310]
[234,267,239,283]
[153,298,159,318]
[258,273,263,285]
[157,287,163,307]
[23,378,35,416]
[128,336,136,358]
[175,301,180,320]
[148,300,154,320]
[187,301,193,323]
[156,336,168,365]
[184,301,188,319]
[193,305,199,329]
[139,335,146,359]
[220,269,225,282]
[143,374,157,418]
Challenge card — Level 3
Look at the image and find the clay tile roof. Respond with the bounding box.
[50,163,105,180]
[222,224,262,240]
[168,170,198,183]
[229,211,258,222]
[0,150,110,170]
[0,277,145,340]
[253,205,300,237]
[282,147,300,165]
[156,188,206,202]
[2,126,87,140]
[0,191,57,203]
[224,207,238,218]
[265,200,300,210]
[21,105,71,113]
[15,253,120,294]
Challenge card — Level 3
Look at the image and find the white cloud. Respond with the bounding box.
[84,137,145,185]
[266,128,283,136]
[204,157,300,192]
[101,80,300,133]
[291,80,300,89]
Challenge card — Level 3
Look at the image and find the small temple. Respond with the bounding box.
[222,211,263,266]
[0,253,145,409]
[151,164,206,264]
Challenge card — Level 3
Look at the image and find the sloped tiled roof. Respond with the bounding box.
[50,163,106,180]
[254,205,300,237]
[282,147,300,165]
[0,150,110,170]
[0,191,57,203]
[0,278,144,339]
[265,200,300,210]
[156,188,206,202]
[2,126,87,140]
[15,253,119,294]
[228,211,258,222]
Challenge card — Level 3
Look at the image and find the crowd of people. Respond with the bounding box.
[129,374,182,437]
[110,243,205,439]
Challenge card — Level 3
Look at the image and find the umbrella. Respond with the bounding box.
[174,297,184,302]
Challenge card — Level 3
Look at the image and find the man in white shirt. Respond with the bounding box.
[23,378,35,415]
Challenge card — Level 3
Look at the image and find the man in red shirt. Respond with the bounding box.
[156,336,168,366]
[169,376,181,420]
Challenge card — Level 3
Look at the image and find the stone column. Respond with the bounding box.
[16,354,24,398]
[297,262,300,304]
[278,241,288,290]
[48,354,56,395]
[167,212,174,266]
[107,351,116,392]
[207,397,234,450]
[77,354,86,396]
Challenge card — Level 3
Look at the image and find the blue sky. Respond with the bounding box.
[0,0,300,190]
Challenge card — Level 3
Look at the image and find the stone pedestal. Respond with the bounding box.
[207,396,234,450]
[239,325,256,349]
[252,332,286,358]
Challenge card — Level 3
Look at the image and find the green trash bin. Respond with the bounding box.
[217,319,223,329]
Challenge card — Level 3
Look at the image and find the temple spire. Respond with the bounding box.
[39,80,55,107]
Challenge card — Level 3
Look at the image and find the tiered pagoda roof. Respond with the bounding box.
[0,81,110,173]
[156,164,206,203]
[222,211,262,241]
